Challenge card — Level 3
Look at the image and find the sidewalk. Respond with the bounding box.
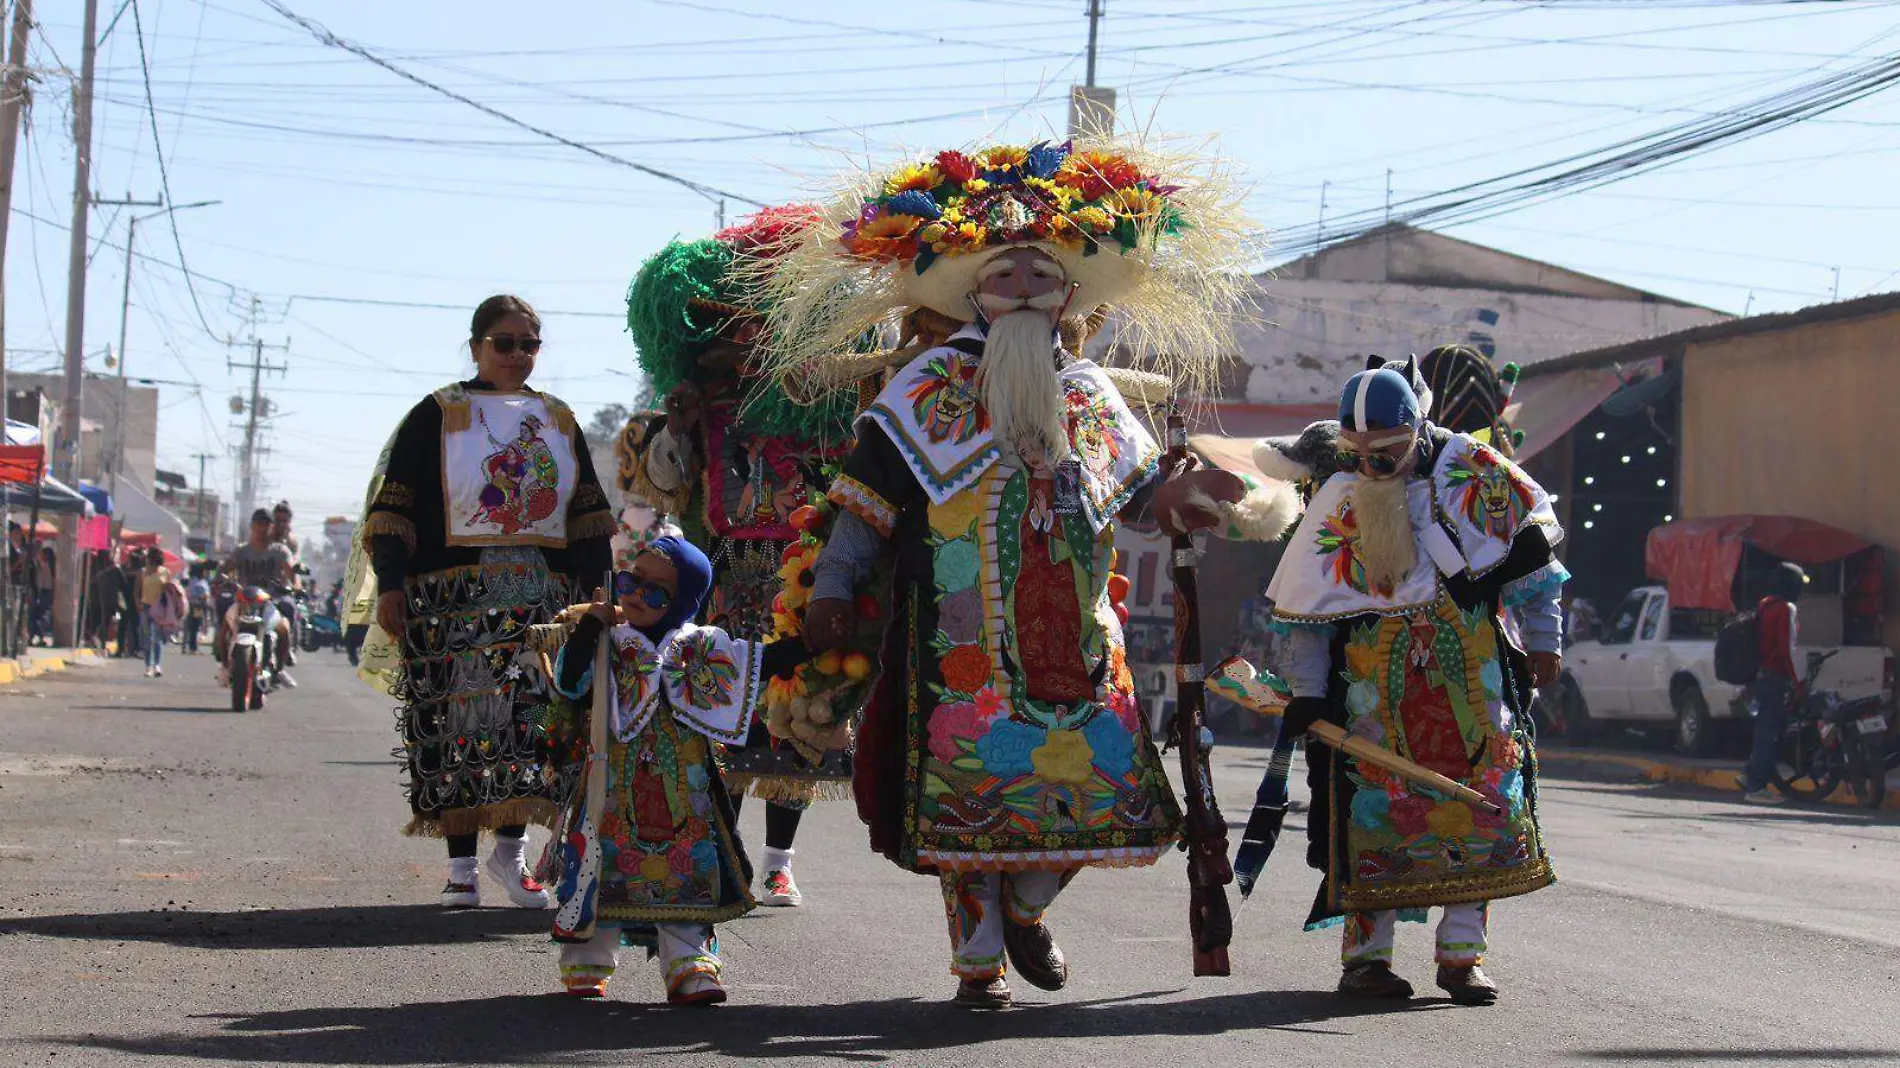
[1540,743,1900,812]
[0,645,104,686]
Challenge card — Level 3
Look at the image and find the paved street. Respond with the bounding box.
[1,652,1896,1068]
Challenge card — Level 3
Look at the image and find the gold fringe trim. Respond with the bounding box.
[436,389,473,434]
[568,509,618,542]
[542,394,580,438]
[525,619,579,657]
[361,511,417,553]
[723,775,854,805]
[599,900,755,926]
[1339,856,1557,914]
[402,798,559,839]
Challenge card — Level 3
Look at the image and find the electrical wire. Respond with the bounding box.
[129,0,223,341]
[257,0,765,209]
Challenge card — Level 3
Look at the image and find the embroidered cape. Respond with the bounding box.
[853,328,1160,531]
[1267,434,1560,623]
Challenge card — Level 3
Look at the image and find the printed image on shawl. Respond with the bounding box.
[1432,436,1560,577]
[443,393,579,548]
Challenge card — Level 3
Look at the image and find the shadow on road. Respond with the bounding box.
[1,904,551,950]
[66,703,240,716]
[1571,1049,1899,1063]
[50,990,1448,1064]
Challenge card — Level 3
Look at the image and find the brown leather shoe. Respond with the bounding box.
[952,976,1012,1010]
[1436,964,1499,1006]
[1338,961,1414,999]
[1003,920,1069,991]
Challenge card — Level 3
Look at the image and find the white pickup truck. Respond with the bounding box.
[1553,585,1894,756]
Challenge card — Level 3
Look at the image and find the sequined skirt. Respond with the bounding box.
[395,549,575,837]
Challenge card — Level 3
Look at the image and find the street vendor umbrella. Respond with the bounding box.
[77,482,112,516]
[0,444,44,485]
[0,473,94,516]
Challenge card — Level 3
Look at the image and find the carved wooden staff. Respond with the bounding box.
[1162,408,1234,977]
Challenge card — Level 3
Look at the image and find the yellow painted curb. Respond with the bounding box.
[0,662,17,685]
[1542,748,1899,812]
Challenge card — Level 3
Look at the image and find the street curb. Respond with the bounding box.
[1540,745,1900,811]
[0,648,101,687]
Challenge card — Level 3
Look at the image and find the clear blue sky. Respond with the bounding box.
[16,0,1900,535]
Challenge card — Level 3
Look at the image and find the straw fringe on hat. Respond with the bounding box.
[741,134,1264,406]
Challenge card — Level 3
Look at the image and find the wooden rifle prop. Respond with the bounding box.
[1210,656,1503,815]
[551,573,614,943]
[1160,408,1234,977]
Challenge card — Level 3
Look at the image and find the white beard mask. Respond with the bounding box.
[1349,470,1418,592]
[976,308,1071,467]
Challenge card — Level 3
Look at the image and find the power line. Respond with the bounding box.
[1264,51,1900,261]
[127,0,222,341]
[256,0,765,209]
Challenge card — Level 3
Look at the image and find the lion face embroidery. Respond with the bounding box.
[1447,445,1533,540]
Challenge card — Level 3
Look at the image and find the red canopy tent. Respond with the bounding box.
[0,444,44,485]
[1646,515,1878,612]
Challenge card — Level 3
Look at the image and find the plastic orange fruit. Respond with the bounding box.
[1107,573,1131,603]
[842,652,873,681]
[814,650,844,676]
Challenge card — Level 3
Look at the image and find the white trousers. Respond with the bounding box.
[939,870,1071,980]
[1342,903,1490,967]
[557,923,719,993]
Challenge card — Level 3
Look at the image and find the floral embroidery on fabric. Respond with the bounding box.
[1445,443,1535,541]
[615,642,661,714]
[906,352,988,445]
[1315,498,1386,597]
[1065,380,1123,483]
[668,632,740,710]
[470,410,561,535]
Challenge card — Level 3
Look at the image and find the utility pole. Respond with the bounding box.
[226,298,288,532]
[55,0,101,648]
[1067,0,1114,139]
[190,451,215,544]
[0,0,37,658]
[97,196,216,488]
[93,193,161,487]
[1317,180,1331,247]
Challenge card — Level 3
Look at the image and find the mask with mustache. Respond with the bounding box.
[1348,469,1418,594]
[972,288,1073,467]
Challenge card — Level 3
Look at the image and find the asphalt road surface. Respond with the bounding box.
[2,652,1896,1068]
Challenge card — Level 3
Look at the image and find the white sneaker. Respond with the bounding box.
[143,667,156,678]
[441,879,480,908]
[483,848,552,908]
[761,868,803,907]
[275,670,297,689]
[1742,788,1787,805]
[153,666,163,678]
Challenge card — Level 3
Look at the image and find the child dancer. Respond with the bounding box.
[549,535,810,1004]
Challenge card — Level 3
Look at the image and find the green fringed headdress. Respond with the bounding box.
[626,205,861,445]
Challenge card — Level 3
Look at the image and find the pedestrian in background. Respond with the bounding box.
[184,567,211,655]
[116,553,141,658]
[31,545,55,647]
[1742,562,1808,804]
[139,549,179,678]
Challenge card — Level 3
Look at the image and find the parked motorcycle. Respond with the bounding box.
[227,586,281,713]
[1761,650,1892,806]
[302,611,343,653]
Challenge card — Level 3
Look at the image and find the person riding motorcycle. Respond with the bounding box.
[219,509,297,688]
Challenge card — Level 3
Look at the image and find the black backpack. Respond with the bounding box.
[1714,610,1762,685]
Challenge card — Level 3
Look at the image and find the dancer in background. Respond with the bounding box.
[362,294,616,909]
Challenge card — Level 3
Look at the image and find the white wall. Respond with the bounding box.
[1235,278,1728,404]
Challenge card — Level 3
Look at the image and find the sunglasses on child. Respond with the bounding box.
[484,335,543,355]
[613,570,672,610]
[1333,442,1417,478]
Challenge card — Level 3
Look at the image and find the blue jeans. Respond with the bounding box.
[144,614,165,671]
[1743,676,1793,792]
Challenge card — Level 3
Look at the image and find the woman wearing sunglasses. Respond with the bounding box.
[548,535,816,1003]
[359,294,617,909]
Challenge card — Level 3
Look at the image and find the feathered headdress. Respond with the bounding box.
[745,135,1263,404]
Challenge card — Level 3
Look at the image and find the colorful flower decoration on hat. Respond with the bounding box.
[840,140,1187,273]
